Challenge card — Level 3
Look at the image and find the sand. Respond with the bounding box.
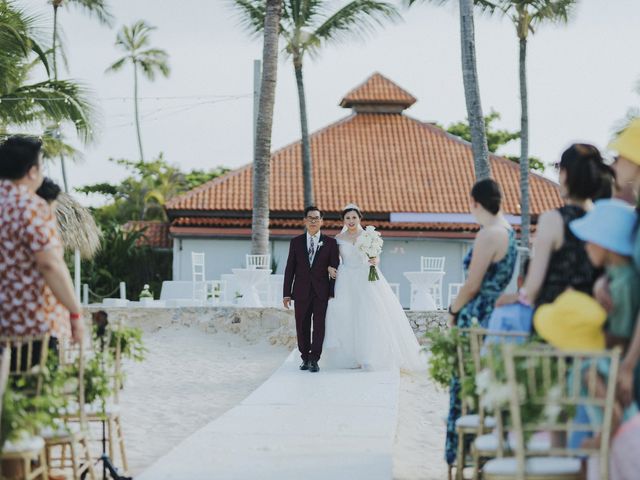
[393,372,449,480]
[116,325,447,478]
[117,326,290,475]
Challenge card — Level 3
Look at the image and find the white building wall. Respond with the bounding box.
[172,235,515,309]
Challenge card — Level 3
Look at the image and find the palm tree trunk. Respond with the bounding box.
[293,54,314,208]
[133,62,145,163]
[52,4,69,192]
[251,0,282,256]
[459,0,491,180]
[519,36,530,251]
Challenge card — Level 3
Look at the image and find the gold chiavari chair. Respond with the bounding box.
[483,345,621,480]
[0,335,50,480]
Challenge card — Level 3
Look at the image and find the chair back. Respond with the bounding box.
[448,283,463,307]
[208,280,227,304]
[191,252,206,282]
[421,256,445,272]
[0,335,50,396]
[246,254,271,270]
[468,329,530,455]
[501,345,620,480]
[58,338,89,428]
[0,348,10,422]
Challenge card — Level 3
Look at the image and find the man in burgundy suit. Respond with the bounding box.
[283,206,340,373]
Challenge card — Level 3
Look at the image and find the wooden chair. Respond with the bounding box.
[0,335,50,480]
[483,345,621,480]
[246,254,271,270]
[467,329,531,480]
[0,348,9,418]
[452,328,497,480]
[68,321,129,474]
[43,339,96,480]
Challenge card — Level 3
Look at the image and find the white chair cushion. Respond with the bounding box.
[474,433,500,451]
[456,414,496,429]
[2,435,45,453]
[63,401,120,417]
[484,457,581,476]
[475,432,551,453]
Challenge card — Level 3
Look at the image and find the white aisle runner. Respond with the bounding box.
[138,351,400,480]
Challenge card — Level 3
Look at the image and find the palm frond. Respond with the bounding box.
[230,0,267,36]
[310,1,400,53]
[105,56,128,73]
[66,0,114,27]
[0,79,97,144]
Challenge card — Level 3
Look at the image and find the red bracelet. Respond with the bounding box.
[70,312,82,320]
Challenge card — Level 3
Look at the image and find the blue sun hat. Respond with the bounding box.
[569,199,638,256]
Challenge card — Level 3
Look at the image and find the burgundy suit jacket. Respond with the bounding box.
[283,233,339,302]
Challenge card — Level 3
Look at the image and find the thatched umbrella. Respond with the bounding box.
[54,192,101,259]
[54,193,101,303]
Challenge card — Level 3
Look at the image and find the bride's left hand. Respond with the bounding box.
[368,257,379,266]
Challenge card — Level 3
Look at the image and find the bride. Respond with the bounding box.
[323,204,425,371]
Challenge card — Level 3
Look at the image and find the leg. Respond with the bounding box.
[294,299,313,362]
[107,417,115,464]
[81,437,96,480]
[309,296,328,362]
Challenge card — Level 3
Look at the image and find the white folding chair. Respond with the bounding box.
[191,252,206,300]
[388,283,400,301]
[448,283,463,308]
[246,254,271,270]
[420,256,445,272]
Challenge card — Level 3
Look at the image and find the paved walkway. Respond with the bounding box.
[138,351,400,480]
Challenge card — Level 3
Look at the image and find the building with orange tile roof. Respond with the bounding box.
[165,73,561,307]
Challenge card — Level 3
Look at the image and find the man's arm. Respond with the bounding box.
[35,248,83,341]
[283,239,297,308]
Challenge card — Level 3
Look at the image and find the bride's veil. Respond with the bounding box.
[339,203,364,234]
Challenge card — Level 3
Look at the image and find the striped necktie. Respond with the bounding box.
[308,236,315,264]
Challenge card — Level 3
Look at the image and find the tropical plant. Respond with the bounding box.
[0,1,95,148]
[48,0,112,191]
[409,0,492,180]
[250,0,282,256]
[486,0,575,251]
[79,223,171,300]
[77,155,228,225]
[443,110,545,172]
[106,20,170,163]
[234,0,398,207]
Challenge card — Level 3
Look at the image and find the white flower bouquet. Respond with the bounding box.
[355,226,384,281]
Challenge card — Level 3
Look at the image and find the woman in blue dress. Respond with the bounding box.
[444,178,518,466]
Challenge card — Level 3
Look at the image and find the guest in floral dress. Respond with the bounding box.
[444,179,518,465]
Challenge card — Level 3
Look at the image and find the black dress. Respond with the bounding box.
[535,205,598,306]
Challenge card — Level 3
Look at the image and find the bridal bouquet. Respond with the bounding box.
[356,226,383,281]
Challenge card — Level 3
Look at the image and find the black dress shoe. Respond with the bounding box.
[299,360,310,370]
[309,360,319,373]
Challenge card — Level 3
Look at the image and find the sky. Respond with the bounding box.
[20,0,640,206]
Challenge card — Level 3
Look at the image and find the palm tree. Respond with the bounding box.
[234,0,399,207]
[409,0,491,180]
[106,21,170,163]
[0,2,94,143]
[49,0,113,191]
[252,0,282,256]
[491,0,574,249]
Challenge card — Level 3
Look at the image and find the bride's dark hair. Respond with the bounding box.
[342,206,362,219]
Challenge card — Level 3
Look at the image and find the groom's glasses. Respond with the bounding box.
[306,216,322,222]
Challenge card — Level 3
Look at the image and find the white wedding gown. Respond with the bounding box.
[323,238,426,371]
